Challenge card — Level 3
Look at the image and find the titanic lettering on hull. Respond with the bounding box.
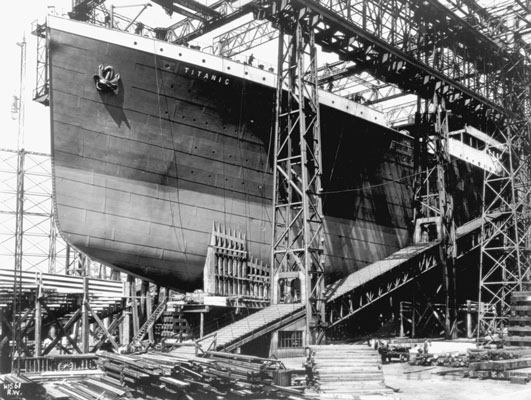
[181,66,231,86]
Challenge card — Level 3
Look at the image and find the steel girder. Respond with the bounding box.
[478,99,531,335]
[326,214,503,328]
[213,19,278,57]
[411,98,457,337]
[153,0,259,44]
[271,2,325,344]
[261,0,529,123]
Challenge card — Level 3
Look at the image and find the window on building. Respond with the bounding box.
[278,330,303,348]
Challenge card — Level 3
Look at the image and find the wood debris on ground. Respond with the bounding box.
[2,349,313,400]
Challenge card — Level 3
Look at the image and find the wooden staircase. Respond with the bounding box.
[311,344,398,400]
[131,294,168,344]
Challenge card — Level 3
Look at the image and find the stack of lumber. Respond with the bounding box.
[43,377,134,400]
[411,348,531,369]
[507,291,531,346]
[467,357,531,381]
[411,352,468,367]
[310,344,398,399]
[65,350,311,399]
[465,348,531,382]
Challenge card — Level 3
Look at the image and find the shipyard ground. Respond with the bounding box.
[281,358,531,400]
[280,339,531,400]
[382,363,531,400]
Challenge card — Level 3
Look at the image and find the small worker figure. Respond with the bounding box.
[284,290,293,304]
[135,22,145,35]
[42,335,53,350]
[422,339,431,354]
[248,53,255,66]
[420,224,429,243]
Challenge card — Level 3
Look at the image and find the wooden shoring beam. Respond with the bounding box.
[35,284,42,356]
[92,315,125,352]
[85,301,120,352]
[41,305,82,355]
[0,307,36,356]
[82,277,90,353]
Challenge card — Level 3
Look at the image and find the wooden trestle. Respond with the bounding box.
[204,222,271,308]
[0,269,125,372]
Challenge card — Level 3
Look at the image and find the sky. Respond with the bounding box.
[0,2,62,153]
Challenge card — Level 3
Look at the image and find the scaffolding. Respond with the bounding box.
[29,0,530,341]
[0,149,116,278]
[269,2,326,345]
[133,0,530,336]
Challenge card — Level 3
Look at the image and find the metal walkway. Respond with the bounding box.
[195,214,501,348]
[325,214,502,327]
[196,303,305,352]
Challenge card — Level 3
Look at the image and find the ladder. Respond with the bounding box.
[131,294,168,344]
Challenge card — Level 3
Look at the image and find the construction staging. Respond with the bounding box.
[1,0,531,399]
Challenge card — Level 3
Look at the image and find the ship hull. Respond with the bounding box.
[47,17,482,290]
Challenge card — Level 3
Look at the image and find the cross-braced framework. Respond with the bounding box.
[0,149,117,278]
[478,66,531,335]
[412,97,457,338]
[270,2,325,344]
[0,150,57,275]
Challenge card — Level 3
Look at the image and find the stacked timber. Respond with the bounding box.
[91,350,310,399]
[466,348,531,381]
[507,291,531,346]
[43,376,134,400]
[411,352,468,367]
[310,344,398,399]
[468,357,531,381]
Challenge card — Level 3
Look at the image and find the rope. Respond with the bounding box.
[321,159,460,195]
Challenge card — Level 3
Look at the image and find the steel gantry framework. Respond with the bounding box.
[269,1,326,345]
[477,41,531,334]
[259,0,531,334]
[67,0,530,334]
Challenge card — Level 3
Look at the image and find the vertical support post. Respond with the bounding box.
[140,280,148,322]
[34,282,42,357]
[12,149,25,374]
[48,215,57,274]
[82,276,90,353]
[412,96,455,339]
[200,312,204,338]
[399,302,404,337]
[411,299,416,338]
[131,277,139,338]
[435,102,457,339]
[271,1,325,345]
[12,33,27,367]
[466,300,472,338]
[122,279,131,346]
[65,245,71,275]
[146,284,154,342]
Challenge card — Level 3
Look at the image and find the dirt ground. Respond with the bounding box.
[382,362,531,400]
[282,340,531,400]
